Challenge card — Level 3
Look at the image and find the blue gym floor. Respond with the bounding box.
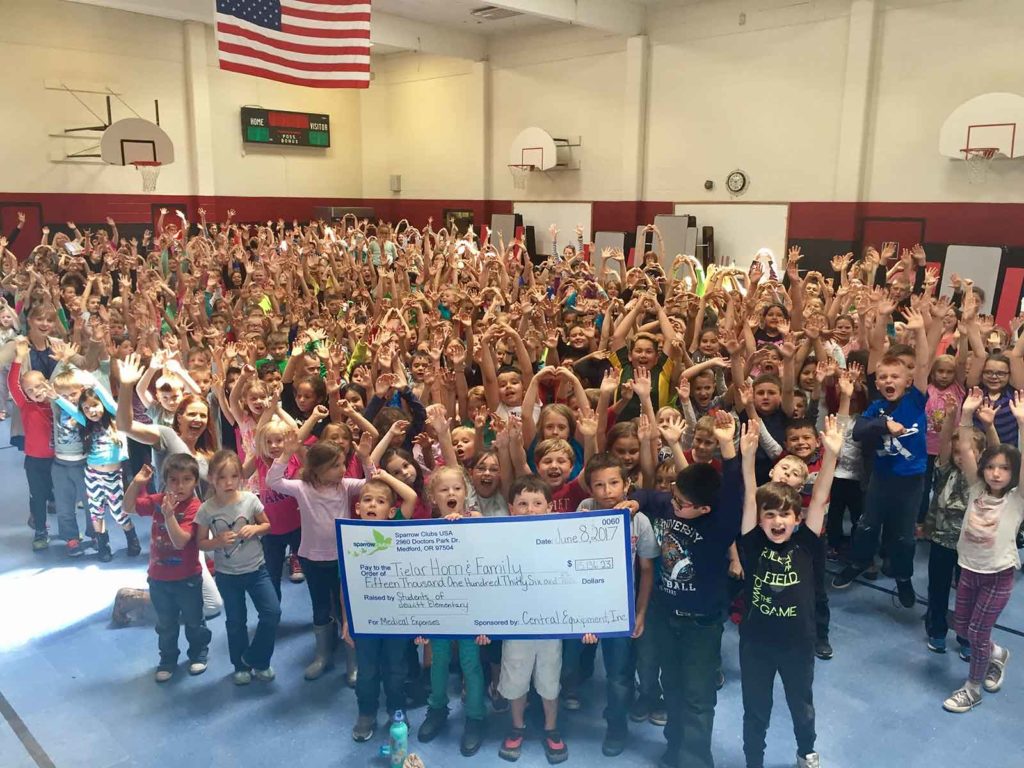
[2,428,1023,768]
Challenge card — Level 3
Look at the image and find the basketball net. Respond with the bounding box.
[509,164,533,191]
[132,161,163,192]
[961,148,998,185]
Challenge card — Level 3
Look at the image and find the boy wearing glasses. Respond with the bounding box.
[638,410,743,768]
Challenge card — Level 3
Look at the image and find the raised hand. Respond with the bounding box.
[676,376,691,403]
[117,353,146,384]
[1008,391,1024,423]
[821,414,845,455]
[600,367,621,397]
[712,409,736,442]
[658,410,685,445]
[962,386,984,415]
[976,399,999,427]
[631,367,652,400]
[739,419,759,457]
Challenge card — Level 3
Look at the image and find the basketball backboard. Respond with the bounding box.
[100,118,175,166]
[939,92,1024,159]
[509,126,558,171]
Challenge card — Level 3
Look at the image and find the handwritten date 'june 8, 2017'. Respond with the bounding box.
[536,518,622,547]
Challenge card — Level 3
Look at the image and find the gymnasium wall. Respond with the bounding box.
[3,0,1024,280]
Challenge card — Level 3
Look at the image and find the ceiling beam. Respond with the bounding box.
[371,12,487,60]
[485,0,646,36]
[64,0,488,60]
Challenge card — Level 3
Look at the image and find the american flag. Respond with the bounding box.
[215,0,371,89]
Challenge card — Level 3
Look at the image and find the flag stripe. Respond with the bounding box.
[219,60,370,88]
[280,22,370,37]
[216,1,370,90]
[219,42,370,72]
[281,6,371,22]
[218,33,368,62]
[216,20,368,54]
[220,51,368,79]
[284,0,370,7]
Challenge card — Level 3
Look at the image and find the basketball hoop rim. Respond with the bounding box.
[960,147,999,159]
[130,160,163,167]
[508,163,536,171]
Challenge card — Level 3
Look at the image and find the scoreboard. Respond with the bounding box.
[241,107,330,147]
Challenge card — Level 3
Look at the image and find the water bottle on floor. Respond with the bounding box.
[389,710,408,767]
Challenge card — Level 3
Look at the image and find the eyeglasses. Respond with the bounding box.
[982,370,1009,378]
[672,495,698,512]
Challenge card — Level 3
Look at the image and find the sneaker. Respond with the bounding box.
[943,686,982,713]
[543,729,568,764]
[289,554,305,583]
[649,701,668,727]
[233,670,252,685]
[628,697,650,723]
[927,636,947,654]
[832,564,863,588]
[959,644,972,663]
[352,714,376,742]
[65,538,84,557]
[896,579,916,608]
[154,668,174,683]
[815,639,834,661]
[460,717,485,757]
[797,752,821,768]
[863,562,879,581]
[188,661,208,676]
[252,667,275,682]
[32,533,49,551]
[417,706,449,743]
[498,726,526,762]
[601,723,628,757]
[561,688,581,711]
[984,649,1010,693]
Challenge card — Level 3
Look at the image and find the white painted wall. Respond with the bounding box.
[359,54,482,199]
[0,0,192,194]
[865,0,1024,201]
[2,0,1024,205]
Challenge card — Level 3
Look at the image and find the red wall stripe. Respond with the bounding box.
[3,193,1024,248]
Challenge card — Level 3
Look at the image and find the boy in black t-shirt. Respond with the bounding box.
[738,415,843,768]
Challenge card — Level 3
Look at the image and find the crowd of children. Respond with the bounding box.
[3,212,1023,767]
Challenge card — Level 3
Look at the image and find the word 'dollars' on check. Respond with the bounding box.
[336,511,635,639]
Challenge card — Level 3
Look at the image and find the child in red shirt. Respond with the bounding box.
[9,341,55,551]
[124,454,212,683]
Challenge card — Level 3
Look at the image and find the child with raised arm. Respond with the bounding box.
[197,450,279,685]
[645,410,743,768]
[268,426,373,682]
[942,388,1024,713]
[739,416,843,768]
[124,455,211,683]
[9,337,55,551]
[834,305,933,608]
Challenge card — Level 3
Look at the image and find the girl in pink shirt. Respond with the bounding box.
[268,430,372,683]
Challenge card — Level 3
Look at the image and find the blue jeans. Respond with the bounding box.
[149,576,212,669]
[852,473,926,580]
[215,566,281,672]
[262,528,301,601]
[355,636,408,717]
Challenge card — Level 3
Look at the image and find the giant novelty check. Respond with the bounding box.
[336,510,634,639]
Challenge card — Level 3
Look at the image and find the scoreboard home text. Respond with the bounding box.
[241,107,330,147]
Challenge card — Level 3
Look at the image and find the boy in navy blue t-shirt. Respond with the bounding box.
[833,307,933,607]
